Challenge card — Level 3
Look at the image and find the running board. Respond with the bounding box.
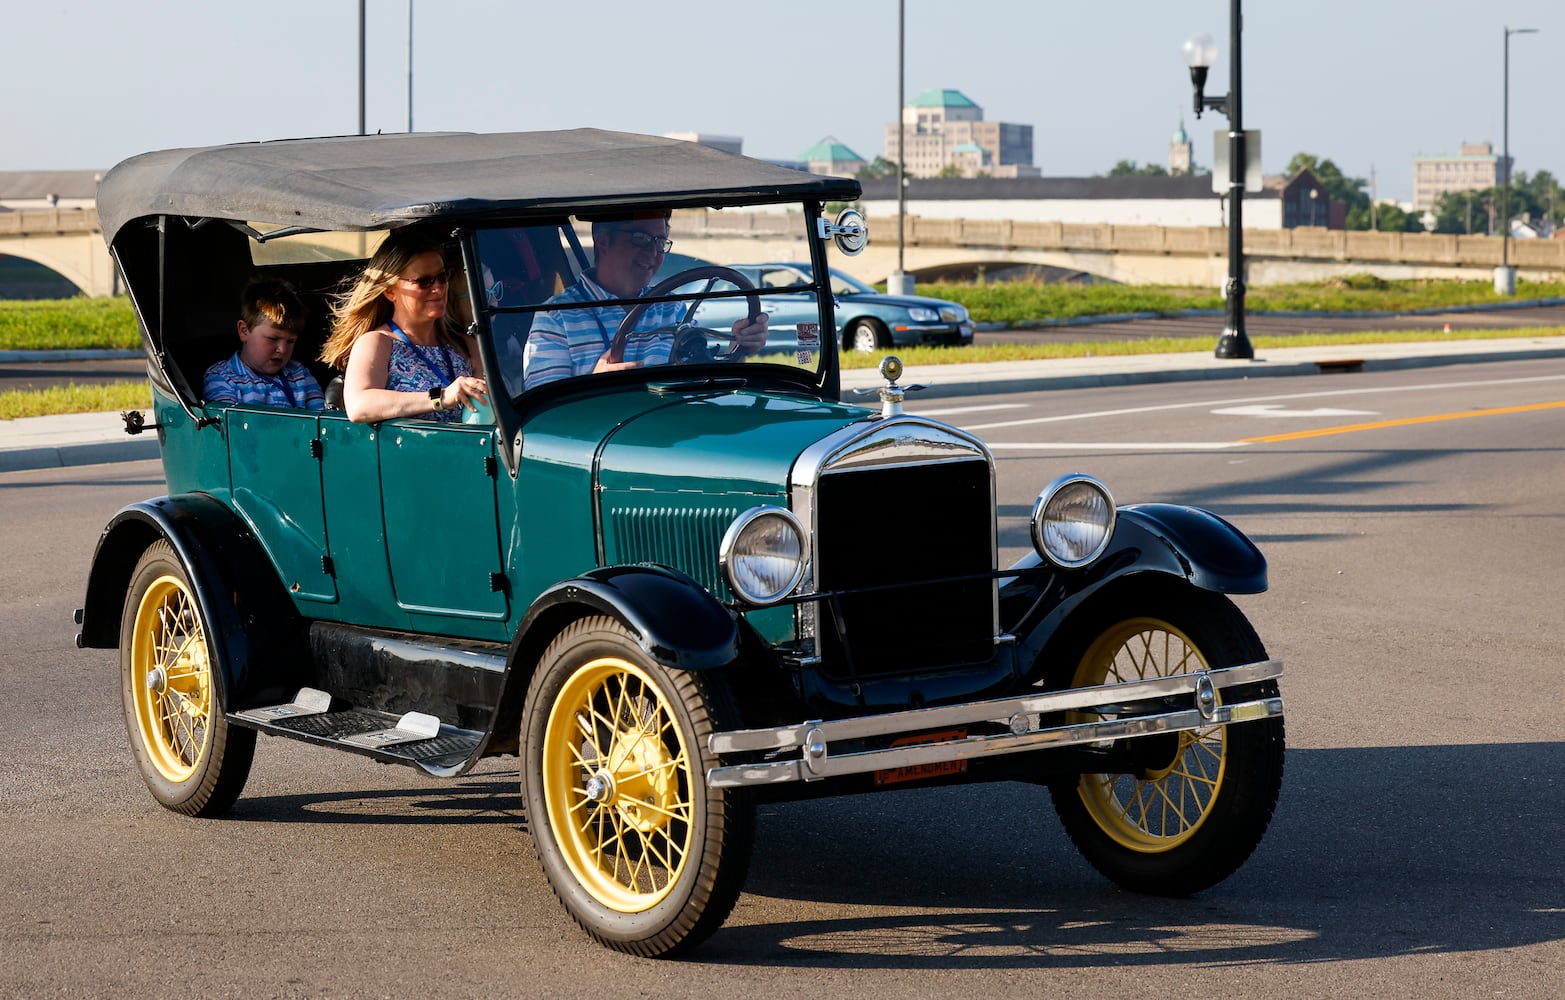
[231,688,481,777]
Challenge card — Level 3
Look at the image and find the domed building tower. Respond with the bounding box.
[1169,119,1194,176]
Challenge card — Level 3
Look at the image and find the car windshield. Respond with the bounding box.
[469,217,832,397]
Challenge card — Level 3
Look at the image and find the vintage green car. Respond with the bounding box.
[76,130,1284,957]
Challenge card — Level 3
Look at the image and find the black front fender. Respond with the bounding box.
[483,565,739,756]
[1002,502,1266,667]
[1115,503,1267,594]
[76,495,306,708]
[513,564,740,674]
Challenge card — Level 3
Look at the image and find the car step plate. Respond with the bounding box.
[233,687,332,724]
[341,711,442,749]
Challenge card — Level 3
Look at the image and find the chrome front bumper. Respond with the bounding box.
[706,659,1283,788]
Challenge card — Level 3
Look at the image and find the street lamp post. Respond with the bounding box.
[1185,0,1253,360]
[1499,25,1539,296]
[890,0,913,296]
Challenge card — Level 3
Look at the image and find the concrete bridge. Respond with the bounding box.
[7,206,1565,298]
[0,208,116,297]
[670,211,1565,288]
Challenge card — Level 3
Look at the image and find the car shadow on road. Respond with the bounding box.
[227,778,524,828]
[708,742,1565,968]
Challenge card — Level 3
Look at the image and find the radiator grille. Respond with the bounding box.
[606,502,741,598]
[814,459,994,677]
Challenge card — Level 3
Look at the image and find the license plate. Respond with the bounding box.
[873,728,968,786]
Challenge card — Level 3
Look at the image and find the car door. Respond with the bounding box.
[225,406,336,603]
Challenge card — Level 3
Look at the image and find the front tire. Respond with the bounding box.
[120,540,254,816]
[1046,584,1284,896]
[522,616,753,957]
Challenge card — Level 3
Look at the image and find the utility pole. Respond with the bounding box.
[357,0,366,136]
[1370,165,1377,231]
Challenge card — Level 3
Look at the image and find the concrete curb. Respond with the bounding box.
[0,349,142,362]
[0,435,160,473]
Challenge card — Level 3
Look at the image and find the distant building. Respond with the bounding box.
[1412,141,1509,213]
[1169,120,1194,176]
[884,89,1038,179]
[1267,168,1343,229]
[663,132,743,156]
[0,169,102,211]
[797,136,867,177]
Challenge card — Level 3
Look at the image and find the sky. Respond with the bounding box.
[4,0,1562,205]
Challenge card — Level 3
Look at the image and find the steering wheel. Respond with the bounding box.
[607,266,761,366]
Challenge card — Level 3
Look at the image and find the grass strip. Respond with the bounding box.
[0,381,151,420]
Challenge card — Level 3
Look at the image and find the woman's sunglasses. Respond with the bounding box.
[399,270,451,291]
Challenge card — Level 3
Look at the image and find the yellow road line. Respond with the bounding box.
[1241,400,1565,443]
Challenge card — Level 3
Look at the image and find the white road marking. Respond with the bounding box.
[962,373,1565,431]
[987,441,1248,451]
[1211,404,1379,418]
[913,403,1028,418]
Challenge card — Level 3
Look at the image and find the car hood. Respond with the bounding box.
[840,292,965,312]
[596,388,873,497]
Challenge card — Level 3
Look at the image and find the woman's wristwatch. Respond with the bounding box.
[429,387,444,411]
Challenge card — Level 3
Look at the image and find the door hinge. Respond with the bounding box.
[489,572,508,594]
[483,455,498,478]
[310,438,324,460]
[321,555,335,576]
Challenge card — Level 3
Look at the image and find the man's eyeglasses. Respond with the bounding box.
[399,270,451,290]
[617,230,673,253]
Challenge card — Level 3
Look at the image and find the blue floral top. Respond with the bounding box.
[384,327,474,423]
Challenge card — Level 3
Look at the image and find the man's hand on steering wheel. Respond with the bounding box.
[608,265,763,368]
[728,312,769,358]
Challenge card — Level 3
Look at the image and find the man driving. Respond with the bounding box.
[521,211,767,388]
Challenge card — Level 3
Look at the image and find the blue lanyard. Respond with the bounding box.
[268,372,298,407]
[389,322,455,385]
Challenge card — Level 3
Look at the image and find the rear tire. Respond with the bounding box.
[1045,584,1284,896]
[522,616,753,956]
[120,540,254,817]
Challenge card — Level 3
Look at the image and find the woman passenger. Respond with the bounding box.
[320,226,488,423]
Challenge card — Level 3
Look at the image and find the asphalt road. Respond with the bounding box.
[3,357,1563,997]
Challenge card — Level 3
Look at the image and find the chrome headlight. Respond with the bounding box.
[906,306,940,322]
[1031,475,1116,568]
[720,506,807,605]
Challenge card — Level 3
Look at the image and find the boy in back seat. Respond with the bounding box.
[203,276,325,409]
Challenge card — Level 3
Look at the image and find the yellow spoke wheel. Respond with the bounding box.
[128,574,213,783]
[120,540,254,816]
[523,616,752,957]
[1069,617,1227,852]
[543,655,694,912]
[1047,585,1284,897]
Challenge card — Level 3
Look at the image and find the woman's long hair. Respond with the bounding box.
[320,226,465,370]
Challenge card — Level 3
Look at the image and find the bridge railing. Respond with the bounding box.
[0,207,101,235]
[671,210,1565,272]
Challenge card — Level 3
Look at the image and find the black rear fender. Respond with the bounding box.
[76,496,307,708]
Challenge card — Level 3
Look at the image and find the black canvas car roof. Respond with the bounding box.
[95,129,862,245]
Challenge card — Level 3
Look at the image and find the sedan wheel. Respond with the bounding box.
[847,319,884,353]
